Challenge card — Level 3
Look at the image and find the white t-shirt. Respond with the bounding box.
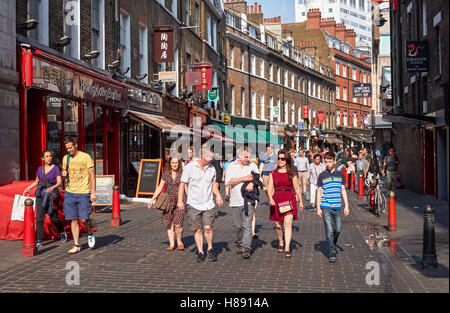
[180,159,216,211]
[225,160,260,207]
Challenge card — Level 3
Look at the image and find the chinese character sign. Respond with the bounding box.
[154,28,174,63]
[302,106,309,119]
[194,63,212,91]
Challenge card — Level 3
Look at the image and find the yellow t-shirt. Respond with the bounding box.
[62,151,94,194]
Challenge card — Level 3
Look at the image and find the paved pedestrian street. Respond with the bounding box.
[0,188,447,294]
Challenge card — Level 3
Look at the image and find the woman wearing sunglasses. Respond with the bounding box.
[267,149,304,258]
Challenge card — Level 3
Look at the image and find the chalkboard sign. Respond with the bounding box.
[93,175,115,206]
[136,159,162,197]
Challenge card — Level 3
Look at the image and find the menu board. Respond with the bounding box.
[93,175,115,206]
[136,159,162,197]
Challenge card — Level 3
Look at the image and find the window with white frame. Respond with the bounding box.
[240,50,245,70]
[138,23,148,83]
[342,64,347,77]
[260,94,265,119]
[64,0,80,58]
[119,9,131,77]
[336,86,340,99]
[336,110,340,126]
[241,87,245,116]
[269,96,274,121]
[91,0,104,68]
[276,98,281,122]
[277,67,281,83]
[251,55,256,74]
[422,1,427,37]
[230,47,235,68]
[291,73,294,89]
[207,14,212,45]
[309,81,312,96]
[353,112,358,127]
[260,58,264,78]
[313,82,316,97]
[172,0,178,19]
[186,0,190,25]
[343,86,347,100]
[291,102,295,125]
[28,0,49,45]
[284,70,288,86]
[269,63,273,81]
[284,101,289,123]
[212,19,217,50]
[336,62,340,75]
[251,92,257,119]
[343,111,348,125]
[230,85,235,115]
[194,3,199,34]
[352,68,356,80]
[318,84,321,99]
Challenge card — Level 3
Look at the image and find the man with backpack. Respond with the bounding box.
[383,148,400,193]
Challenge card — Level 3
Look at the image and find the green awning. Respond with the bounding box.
[210,122,284,145]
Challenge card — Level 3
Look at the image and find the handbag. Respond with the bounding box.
[151,192,170,213]
[11,192,36,221]
[274,171,294,215]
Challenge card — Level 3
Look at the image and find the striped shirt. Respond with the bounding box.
[317,169,346,210]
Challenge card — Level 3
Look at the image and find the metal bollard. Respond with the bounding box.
[22,198,37,257]
[388,192,396,231]
[358,174,364,199]
[422,205,438,269]
[111,185,121,227]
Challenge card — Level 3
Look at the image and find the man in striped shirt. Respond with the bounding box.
[316,151,349,263]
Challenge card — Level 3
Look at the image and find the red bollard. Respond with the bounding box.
[358,174,364,199]
[388,191,397,231]
[347,172,352,189]
[22,198,37,257]
[111,185,121,227]
[350,172,355,192]
[342,167,347,186]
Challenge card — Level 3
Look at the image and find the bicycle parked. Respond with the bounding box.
[365,174,387,217]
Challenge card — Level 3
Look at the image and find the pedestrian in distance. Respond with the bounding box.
[61,137,96,254]
[24,150,66,247]
[306,154,326,211]
[177,145,223,262]
[355,151,369,191]
[149,155,187,251]
[259,145,278,191]
[267,149,304,258]
[316,151,350,263]
[383,148,399,194]
[294,148,310,197]
[225,146,261,259]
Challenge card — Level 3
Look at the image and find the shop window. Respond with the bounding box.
[63,100,78,139]
[46,97,63,165]
[128,120,146,163]
[84,103,95,164]
[95,106,104,175]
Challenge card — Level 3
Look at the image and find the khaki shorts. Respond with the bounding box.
[263,175,270,189]
[186,205,218,231]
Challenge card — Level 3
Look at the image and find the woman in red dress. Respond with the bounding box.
[267,149,304,258]
[149,156,187,251]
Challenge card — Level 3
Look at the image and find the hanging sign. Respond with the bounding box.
[154,26,174,63]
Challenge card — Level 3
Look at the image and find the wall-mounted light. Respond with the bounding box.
[121,67,130,76]
[19,19,39,31]
[54,35,72,47]
[107,60,120,71]
[84,50,100,60]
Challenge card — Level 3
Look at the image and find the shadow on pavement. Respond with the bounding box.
[37,245,58,255]
[270,239,303,252]
[251,237,267,253]
[214,241,231,255]
[314,241,330,258]
[409,255,450,278]
[87,234,124,250]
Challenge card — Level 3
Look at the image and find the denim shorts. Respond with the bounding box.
[63,192,92,220]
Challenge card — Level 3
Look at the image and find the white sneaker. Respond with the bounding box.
[68,245,81,254]
[88,234,95,248]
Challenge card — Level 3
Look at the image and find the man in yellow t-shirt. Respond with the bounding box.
[61,137,96,254]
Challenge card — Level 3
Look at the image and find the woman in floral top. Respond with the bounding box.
[149,156,187,251]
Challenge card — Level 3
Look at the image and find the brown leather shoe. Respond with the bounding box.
[177,244,185,251]
[167,246,176,251]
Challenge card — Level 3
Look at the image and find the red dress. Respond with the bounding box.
[270,170,298,222]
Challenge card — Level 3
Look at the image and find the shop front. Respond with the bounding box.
[18,47,127,186]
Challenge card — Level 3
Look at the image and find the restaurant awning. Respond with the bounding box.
[191,128,234,143]
[129,110,191,135]
[210,122,284,145]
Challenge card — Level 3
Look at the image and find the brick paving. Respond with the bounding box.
[0,185,447,293]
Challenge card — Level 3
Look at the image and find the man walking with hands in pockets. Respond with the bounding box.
[177,145,223,262]
[316,151,349,263]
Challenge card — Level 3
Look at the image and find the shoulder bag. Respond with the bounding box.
[151,192,170,213]
[274,171,294,215]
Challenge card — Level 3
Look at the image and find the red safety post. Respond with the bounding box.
[111,185,121,227]
[342,167,347,186]
[358,174,364,199]
[350,172,355,192]
[388,191,397,231]
[22,198,37,257]
[347,172,352,189]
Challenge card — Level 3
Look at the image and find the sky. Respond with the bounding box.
[253,0,296,23]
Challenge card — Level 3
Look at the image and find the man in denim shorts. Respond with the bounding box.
[178,145,223,262]
[62,137,96,254]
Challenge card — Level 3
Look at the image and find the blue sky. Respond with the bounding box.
[253,0,296,23]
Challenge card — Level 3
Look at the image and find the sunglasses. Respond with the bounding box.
[278,157,286,161]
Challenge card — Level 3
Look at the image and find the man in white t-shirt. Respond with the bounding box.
[178,145,223,262]
[225,146,260,259]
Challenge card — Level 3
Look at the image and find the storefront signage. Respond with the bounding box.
[93,175,115,207]
[154,27,174,63]
[32,58,127,108]
[406,41,428,72]
[128,87,162,112]
[194,63,212,91]
[381,66,392,100]
[208,86,219,102]
[158,71,177,82]
[185,71,201,86]
[352,83,372,98]
[274,106,280,117]
[318,111,325,123]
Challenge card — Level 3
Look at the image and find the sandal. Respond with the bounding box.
[167,246,176,251]
[177,244,184,251]
[278,243,284,253]
[284,251,292,258]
